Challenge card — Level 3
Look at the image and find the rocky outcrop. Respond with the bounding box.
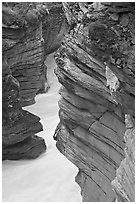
[3,3,46,106]
[112,115,135,202]
[3,2,67,106]
[2,3,48,160]
[2,2,67,160]
[54,2,135,202]
[2,57,46,160]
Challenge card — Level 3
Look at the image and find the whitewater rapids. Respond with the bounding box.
[2,54,82,202]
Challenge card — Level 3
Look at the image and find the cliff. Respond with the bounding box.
[2,2,67,160]
[112,115,135,201]
[2,56,46,160]
[3,2,67,106]
[54,2,135,202]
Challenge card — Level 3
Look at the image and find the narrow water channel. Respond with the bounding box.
[2,54,81,202]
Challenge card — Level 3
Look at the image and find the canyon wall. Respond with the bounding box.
[2,2,67,160]
[2,2,135,200]
[3,2,67,106]
[112,115,135,201]
[2,56,46,160]
[54,2,135,202]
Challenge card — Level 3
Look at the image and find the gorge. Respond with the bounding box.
[2,2,135,202]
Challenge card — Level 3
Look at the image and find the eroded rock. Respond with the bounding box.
[112,115,135,202]
[2,53,46,160]
[54,2,135,202]
[3,2,68,106]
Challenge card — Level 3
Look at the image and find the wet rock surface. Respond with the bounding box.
[54,2,135,202]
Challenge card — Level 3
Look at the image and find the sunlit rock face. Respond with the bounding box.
[2,2,67,106]
[54,2,135,202]
[2,57,46,160]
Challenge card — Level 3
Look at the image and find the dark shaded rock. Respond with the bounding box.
[3,110,43,147]
[2,53,46,160]
[2,3,46,106]
[3,135,46,160]
[2,2,67,106]
[2,2,67,161]
[42,3,68,56]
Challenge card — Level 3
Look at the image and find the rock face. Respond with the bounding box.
[3,3,46,106]
[3,2,67,106]
[42,3,68,56]
[54,2,135,202]
[2,57,46,160]
[112,115,135,201]
[2,2,67,160]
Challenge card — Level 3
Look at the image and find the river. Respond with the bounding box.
[2,54,81,202]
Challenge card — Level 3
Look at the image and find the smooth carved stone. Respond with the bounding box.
[3,135,46,160]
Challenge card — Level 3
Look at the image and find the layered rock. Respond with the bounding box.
[2,3,51,160]
[112,115,135,201]
[54,2,135,202]
[2,57,46,160]
[3,3,46,106]
[3,2,67,106]
[2,2,68,160]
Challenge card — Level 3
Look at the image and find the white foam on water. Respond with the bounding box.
[2,54,82,202]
